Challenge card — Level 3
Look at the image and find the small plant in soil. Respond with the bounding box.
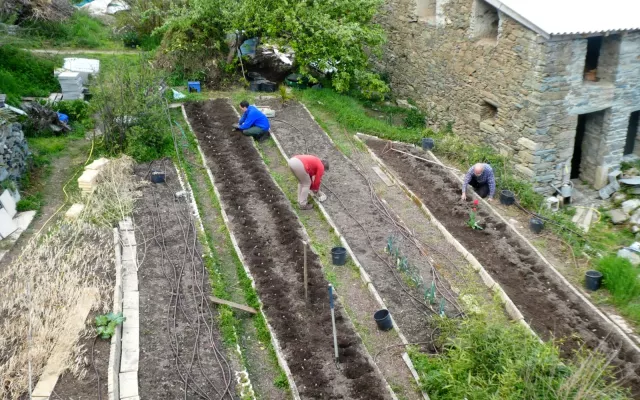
[467,199,483,230]
[95,312,125,339]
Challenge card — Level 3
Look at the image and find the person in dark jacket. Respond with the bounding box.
[232,100,271,141]
[461,163,495,201]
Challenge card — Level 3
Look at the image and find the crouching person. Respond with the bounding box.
[232,100,271,142]
[287,155,329,210]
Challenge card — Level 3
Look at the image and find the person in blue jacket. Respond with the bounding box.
[233,100,271,141]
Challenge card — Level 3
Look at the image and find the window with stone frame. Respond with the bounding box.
[583,35,620,82]
[472,0,499,44]
[415,0,436,23]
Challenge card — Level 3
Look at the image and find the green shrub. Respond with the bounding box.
[403,108,426,129]
[411,317,629,399]
[16,194,42,212]
[125,125,172,162]
[597,256,640,304]
[51,100,92,128]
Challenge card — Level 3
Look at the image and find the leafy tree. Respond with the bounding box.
[158,0,388,97]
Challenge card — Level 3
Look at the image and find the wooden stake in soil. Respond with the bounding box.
[303,241,308,302]
[328,284,339,363]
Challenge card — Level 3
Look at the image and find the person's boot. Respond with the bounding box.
[299,203,313,210]
[257,131,271,142]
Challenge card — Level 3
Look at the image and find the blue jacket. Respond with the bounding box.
[238,105,270,131]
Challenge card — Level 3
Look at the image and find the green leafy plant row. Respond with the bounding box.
[95,312,125,339]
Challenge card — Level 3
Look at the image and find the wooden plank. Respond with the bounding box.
[572,207,585,224]
[372,166,394,187]
[209,296,257,314]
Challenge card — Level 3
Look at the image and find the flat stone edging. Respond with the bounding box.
[354,132,538,338]
[181,104,302,400]
[108,227,123,400]
[172,160,256,399]
[118,218,140,400]
[269,102,430,400]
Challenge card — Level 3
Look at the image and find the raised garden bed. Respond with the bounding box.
[184,99,391,399]
[365,138,640,395]
[133,160,237,399]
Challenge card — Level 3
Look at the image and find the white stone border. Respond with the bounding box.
[118,218,139,400]
[267,107,430,400]
[358,132,640,354]
[108,227,123,400]
[172,161,256,400]
[181,105,302,400]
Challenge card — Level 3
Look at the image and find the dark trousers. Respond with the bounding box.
[469,176,490,198]
[241,126,267,138]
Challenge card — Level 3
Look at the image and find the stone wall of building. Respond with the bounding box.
[0,122,29,184]
[377,0,640,193]
[534,32,640,190]
[375,0,547,183]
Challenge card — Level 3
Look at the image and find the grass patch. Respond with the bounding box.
[0,46,61,105]
[410,316,630,399]
[596,256,640,324]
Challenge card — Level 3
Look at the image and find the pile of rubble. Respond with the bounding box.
[0,122,29,184]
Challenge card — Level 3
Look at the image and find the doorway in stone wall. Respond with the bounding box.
[624,111,640,157]
[571,114,587,179]
[571,110,607,181]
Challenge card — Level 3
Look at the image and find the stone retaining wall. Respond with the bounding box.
[0,122,29,184]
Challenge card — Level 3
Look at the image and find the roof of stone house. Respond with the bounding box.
[486,0,640,38]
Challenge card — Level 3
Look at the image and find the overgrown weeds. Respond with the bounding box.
[0,46,60,105]
[410,316,630,399]
[596,256,640,324]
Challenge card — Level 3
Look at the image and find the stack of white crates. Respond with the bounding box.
[57,71,84,100]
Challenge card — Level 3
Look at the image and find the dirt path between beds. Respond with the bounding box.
[366,138,640,396]
[184,99,391,400]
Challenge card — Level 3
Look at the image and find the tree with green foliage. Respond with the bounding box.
[157,0,388,97]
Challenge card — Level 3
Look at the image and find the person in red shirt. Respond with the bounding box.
[287,155,329,210]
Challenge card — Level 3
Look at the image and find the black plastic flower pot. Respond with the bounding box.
[373,309,393,331]
[529,217,544,234]
[249,81,260,92]
[500,190,515,206]
[260,81,277,92]
[151,171,165,184]
[331,247,347,266]
[422,138,434,150]
[585,270,603,291]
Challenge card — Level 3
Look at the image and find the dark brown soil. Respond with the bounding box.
[51,321,109,400]
[366,138,640,396]
[134,160,236,399]
[184,99,391,400]
[258,100,458,347]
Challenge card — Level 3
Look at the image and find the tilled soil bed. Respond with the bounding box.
[366,138,640,395]
[184,99,391,400]
[134,160,237,399]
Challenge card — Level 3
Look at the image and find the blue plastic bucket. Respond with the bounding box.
[188,81,201,93]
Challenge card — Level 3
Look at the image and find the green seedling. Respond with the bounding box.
[95,312,125,339]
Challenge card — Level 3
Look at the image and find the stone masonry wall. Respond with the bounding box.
[0,122,29,185]
[535,32,640,190]
[377,0,640,193]
[375,0,547,186]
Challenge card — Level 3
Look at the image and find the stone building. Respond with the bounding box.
[377,0,640,193]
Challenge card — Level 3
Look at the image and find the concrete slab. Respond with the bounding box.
[0,208,17,238]
[119,371,138,398]
[372,166,394,187]
[0,211,35,261]
[0,189,17,218]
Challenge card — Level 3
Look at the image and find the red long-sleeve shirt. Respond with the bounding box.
[294,155,325,191]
